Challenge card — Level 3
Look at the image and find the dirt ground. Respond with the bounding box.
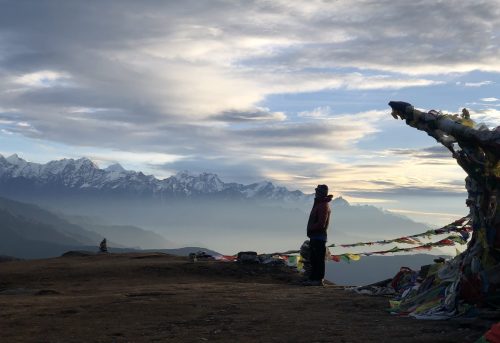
[0,253,490,342]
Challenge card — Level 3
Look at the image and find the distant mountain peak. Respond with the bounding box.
[7,153,20,159]
[332,196,350,207]
[75,157,98,168]
[175,170,198,178]
[6,154,27,166]
[105,163,126,173]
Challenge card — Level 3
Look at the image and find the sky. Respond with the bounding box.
[0,0,499,225]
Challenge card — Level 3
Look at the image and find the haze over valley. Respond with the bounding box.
[0,154,437,255]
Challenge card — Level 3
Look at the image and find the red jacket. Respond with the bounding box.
[307,195,332,238]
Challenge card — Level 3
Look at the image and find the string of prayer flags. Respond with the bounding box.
[394,237,421,244]
[327,216,471,249]
[219,216,472,263]
[329,234,470,263]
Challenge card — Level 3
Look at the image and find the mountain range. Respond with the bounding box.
[0,154,434,254]
[0,154,308,203]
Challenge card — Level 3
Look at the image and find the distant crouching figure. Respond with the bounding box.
[99,238,108,253]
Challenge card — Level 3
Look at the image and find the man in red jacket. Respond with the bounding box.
[304,184,333,286]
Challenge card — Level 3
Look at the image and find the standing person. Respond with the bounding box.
[304,184,333,286]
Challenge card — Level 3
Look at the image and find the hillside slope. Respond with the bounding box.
[0,196,181,258]
[62,215,176,249]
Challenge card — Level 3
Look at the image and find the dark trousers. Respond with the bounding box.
[309,239,326,281]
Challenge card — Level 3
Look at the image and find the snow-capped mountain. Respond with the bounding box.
[0,154,312,203]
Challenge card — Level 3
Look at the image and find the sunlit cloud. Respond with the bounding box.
[463,81,494,87]
[13,70,71,88]
[1,129,13,135]
[386,209,464,227]
[88,151,184,173]
[470,108,500,127]
[67,107,112,114]
[298,106,332,118]
[387,208,462,218]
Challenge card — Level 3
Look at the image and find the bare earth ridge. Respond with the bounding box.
[0,253,486,342]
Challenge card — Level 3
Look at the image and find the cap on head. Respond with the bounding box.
[315,184,329,197]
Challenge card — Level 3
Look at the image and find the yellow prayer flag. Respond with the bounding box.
[297,256,303,271]
[346,253,361,261]
[389,300,401,309]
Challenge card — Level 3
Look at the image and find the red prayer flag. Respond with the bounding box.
[331,255,341,262]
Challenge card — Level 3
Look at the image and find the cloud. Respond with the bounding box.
[0,1,488,132]
[464,81,494,87]
[0,1,488,124]
[13,70,71,88]
[480,97,499,102]
[239,1,500,75]
[212,107,286,122]
[0,119,14,125]
[158,156,264,184]
[470,108,500,127]
[346,186,466,198]
[387,146,453,160]
[90,151,182,167]
[386,208,464,223]
[298,106,332,118]
[275,147,468,200]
